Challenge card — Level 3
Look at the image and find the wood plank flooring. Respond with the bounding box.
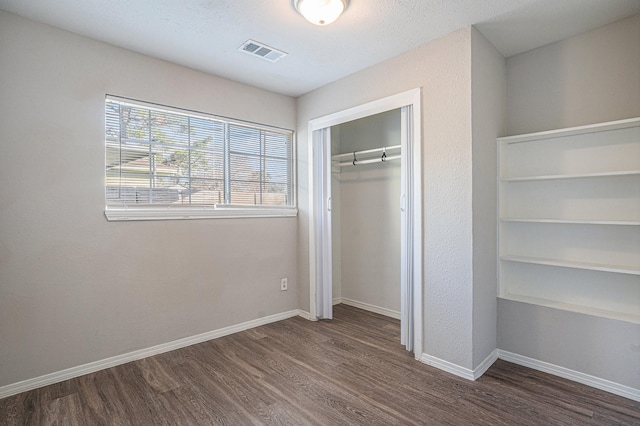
[1,304,638,425]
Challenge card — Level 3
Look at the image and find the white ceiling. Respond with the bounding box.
[1,0,638,97]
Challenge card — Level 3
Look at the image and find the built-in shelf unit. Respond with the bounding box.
[498,117,640,324]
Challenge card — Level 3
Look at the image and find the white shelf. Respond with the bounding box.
[500,255,640,275]
[500,218,640,226]
[498,117,640,320]
[498,117,640,144]
[500,169,640,182]
[499,294,640,324]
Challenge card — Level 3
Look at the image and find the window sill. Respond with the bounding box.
[105,205,298,221]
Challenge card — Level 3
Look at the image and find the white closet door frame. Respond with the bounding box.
[307,88,423,355]
[399,105,413,350]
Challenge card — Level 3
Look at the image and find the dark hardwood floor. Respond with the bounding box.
[1,304,638,425]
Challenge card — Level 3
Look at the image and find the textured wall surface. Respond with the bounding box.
[470,28,506,367]
[0,11,297,388]
[506,14,640,135]
[297,27,477,369]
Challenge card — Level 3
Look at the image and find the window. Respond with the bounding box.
[105,96,296,220]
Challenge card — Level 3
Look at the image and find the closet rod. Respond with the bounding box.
[337,154,401,167]
[331,144,401,160]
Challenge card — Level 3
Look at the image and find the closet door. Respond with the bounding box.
[314,128,333,319]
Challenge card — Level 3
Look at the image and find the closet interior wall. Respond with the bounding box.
[331,110,402,315]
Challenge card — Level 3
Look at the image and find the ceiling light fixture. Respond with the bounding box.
[294,0,349,26]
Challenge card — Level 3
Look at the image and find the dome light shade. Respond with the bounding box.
[294,0,348,26]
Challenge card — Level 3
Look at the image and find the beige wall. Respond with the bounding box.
[471,28,506,367]
[333,111,402,313]
[500,14,640,389]
[0,11,298,388]
[506,14,640,135]
[297,27,482,370]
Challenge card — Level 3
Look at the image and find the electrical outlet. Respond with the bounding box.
[280,278,288,291]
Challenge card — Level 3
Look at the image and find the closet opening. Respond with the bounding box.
[330,111,402,324]
[307,89,422,354]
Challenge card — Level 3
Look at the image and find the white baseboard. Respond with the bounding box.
[297,309,316,321]
[497,350,639,402]
[418,353,476,381]
[338,298,401,320]
[474,349,499,380]
[0,309,300,400]
[419,349,639,401]
[417,350,498,381]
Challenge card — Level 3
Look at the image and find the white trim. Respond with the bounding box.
[340,298,401,320]
[297,309,317,321]
[417,350,498,381]
[473,350,499,380]
[307,88,422,356]
[308,89,421,130]
[105,206,298,221]
[418,354,476,381]
[0,310,300,400]
[411,95,423,356]
[497,350,640,402]
[333,297,343,305]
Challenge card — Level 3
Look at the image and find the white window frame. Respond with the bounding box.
[104,95,297,221]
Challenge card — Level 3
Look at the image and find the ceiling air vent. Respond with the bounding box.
[239,39,287,63]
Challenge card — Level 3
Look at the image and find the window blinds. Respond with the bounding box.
[105,96,294,209]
